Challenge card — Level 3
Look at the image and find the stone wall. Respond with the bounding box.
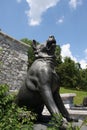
[0,31,30,90]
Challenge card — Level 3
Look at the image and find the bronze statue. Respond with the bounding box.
[15,36,76,122]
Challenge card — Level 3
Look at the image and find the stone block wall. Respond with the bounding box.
[0,32,30,90]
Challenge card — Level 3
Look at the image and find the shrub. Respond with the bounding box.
[47,114,63,130]
[0,84,36,130]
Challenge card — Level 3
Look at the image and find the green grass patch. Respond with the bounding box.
[60,87,87,105]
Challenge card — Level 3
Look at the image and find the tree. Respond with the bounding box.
[78,68,87,90]
[21,38,35,69]
[55,45,62,67]
[57,57,80,88]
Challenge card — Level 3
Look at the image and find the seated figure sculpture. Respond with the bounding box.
[15,36,76,122]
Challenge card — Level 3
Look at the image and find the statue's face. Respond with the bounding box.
[32,36,56,58]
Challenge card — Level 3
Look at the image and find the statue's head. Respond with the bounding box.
[32,35,56,58]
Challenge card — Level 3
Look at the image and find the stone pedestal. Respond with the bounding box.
[61,93,76,109]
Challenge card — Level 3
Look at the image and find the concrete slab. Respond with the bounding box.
[68,109,87,120]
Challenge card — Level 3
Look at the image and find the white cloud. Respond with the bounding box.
[84,49,87,59]
[56,16,64,24]
[25,0,60,26]
[61,43,77,62]
[17,0,83,26]
[79,60,87,69]
[69,0,82,9]
[85,49,87,53]
[79,49,87,69]
[61,43,87,69]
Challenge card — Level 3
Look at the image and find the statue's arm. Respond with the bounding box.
[39,84,59,115]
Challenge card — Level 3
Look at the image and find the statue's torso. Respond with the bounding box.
[25,58,59,92]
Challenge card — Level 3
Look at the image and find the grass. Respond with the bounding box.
[60,87,87,105]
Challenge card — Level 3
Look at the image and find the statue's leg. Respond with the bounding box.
[15,86,44,113]
[39,84,59,115]
[34,104,44,115]
[53,91,73,121]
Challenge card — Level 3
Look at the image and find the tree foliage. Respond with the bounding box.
[21,38,35,69]
[56,57,80,88]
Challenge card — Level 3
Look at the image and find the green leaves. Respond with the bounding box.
[0,84,37,130]
[47,114,63,130]
[47,114,87,130]
[0,84,9,97]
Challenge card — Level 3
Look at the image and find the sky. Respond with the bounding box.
[0,0,87,69]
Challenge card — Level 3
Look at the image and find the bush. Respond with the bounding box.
[47,114,64,130]
[0,84,36,130]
